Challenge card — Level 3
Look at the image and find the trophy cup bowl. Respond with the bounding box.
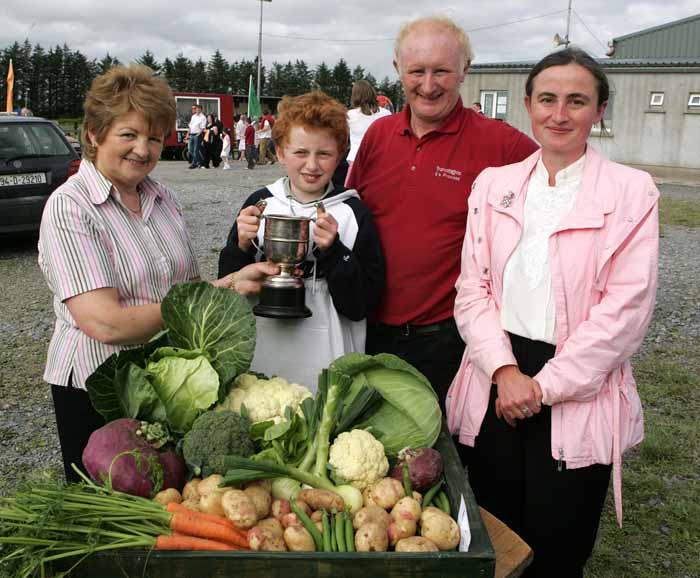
[253,214,313,319]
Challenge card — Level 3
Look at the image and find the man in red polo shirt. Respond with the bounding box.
[347,16,538,411]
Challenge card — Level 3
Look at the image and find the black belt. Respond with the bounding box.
[370,317,456,338]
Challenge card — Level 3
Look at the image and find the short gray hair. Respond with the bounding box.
[394,16,474,68]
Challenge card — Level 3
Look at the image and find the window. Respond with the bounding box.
[480,90,508,120]
[688,93,700,107]
[649,92,664,107]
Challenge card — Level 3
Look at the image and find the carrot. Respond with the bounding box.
[170,511,250,549]
[166,502,250,548]
[155,534,239,551]
[170,531,245,551]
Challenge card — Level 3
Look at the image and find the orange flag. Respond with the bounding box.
[6,59,14,113]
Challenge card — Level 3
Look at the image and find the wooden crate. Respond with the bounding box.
[57,426,496,578]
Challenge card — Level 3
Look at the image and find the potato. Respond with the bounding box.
[245,479,273,493]
[180,497,201,512]
[199,491,225,516]
[153,488,182,506]
[198,474,234,496]
[310,510,324,523]
[182,478,201,500]
[256,517,284,539]
[362,485,378,507]
[352,505,391,530]
[355,522,389,552]
[244,485,272,519]
[283,525,316,551]
[298,489,344,512]
[391,497,422,523]
[387,518,417,547]
[221,489,259,530]
[419,506,460,551]
[293,499,311,517]
[412,491,423,504]
[281,512,303,528]
[395,536,439,552]
[271,498,291,521]
[248,526,287,551]
[369,478,405,510]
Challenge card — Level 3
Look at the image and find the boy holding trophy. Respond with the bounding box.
[218,91,385,391]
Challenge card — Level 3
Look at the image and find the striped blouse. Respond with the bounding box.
[38,160,200,390]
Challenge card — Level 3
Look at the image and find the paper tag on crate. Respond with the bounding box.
[458,495,471,552]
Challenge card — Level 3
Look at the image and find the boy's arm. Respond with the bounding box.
[315,199,385,321]
[217,189,270,278]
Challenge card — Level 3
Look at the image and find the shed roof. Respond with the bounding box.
[470,57,700,74]
[610,13,700,59]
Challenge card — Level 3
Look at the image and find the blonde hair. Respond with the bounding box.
[81,64,176,162]
[394,16,474,69]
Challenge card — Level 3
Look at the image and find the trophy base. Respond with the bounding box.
[253,284,312,319]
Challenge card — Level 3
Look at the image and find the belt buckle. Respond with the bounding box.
[402,323,411,337]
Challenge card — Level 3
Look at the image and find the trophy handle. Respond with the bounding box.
[250,200,268,253]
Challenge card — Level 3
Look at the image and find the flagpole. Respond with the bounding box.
[248,75,252,117]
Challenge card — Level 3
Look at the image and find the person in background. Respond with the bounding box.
[221,127,232,170]
[38,65,279,482]
[345,80,391,184]
[471,101,482,113]
[244,116,256,170]
[446,47,659,577]
[257,107,276,165]
[347,15,538,412]
[376,94,394,113]
[187,103,206,169]
[20,107,33,116]
[218,91,385,390]
[201,112,223,169]
[236,113,247,162]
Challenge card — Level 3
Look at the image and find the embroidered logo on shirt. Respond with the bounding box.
[434,166,462,182]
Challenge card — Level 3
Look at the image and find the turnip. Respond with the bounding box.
[390,447,443,492]
[82,418,185,498]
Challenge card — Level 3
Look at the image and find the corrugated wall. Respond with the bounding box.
[613,17,700,59]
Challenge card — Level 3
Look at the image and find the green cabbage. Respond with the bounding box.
[330,353,442,456]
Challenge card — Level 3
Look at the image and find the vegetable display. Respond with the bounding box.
[85,282,256,434]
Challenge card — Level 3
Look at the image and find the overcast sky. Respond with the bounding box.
[2,0,699,83]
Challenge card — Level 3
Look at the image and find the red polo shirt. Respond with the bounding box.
[347,98,538,326]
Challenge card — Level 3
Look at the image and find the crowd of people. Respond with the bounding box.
[38,14,659,578]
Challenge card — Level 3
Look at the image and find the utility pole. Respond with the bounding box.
[565,0,572,46]
[256,0,272,100]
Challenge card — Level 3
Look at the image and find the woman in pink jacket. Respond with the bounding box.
[446,48,659,577]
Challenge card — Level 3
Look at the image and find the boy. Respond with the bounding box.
[244,117,256,170]
[218,91,385,390]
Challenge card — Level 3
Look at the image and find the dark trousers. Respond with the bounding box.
[51,381,106,483]
[461,333,611,578]
[365,317,465,414]
[246,144,257,169]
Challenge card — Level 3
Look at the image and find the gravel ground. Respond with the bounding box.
[0,161,698,496]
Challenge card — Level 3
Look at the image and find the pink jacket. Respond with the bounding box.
[446,147,659,525]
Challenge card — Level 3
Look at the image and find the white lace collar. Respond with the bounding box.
[531,153,586,189]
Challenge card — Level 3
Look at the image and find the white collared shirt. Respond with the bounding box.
[501,153,586,344]
[188,112,206,135]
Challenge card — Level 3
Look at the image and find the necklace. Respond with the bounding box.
[122,192,142,215]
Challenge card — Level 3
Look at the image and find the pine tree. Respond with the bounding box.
[331,58,352,104]
[314,62,333,94]
[207,50,229,93]
[191,58,207,93]
[352,65,366,83]
[136,50,160,73]
[98,53,121,75]
[292,60,313,94]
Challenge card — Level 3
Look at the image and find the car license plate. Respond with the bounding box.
[0,172,48,187]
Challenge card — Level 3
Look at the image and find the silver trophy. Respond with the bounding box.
[252,204,316,318]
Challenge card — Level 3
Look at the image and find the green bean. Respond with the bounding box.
[345,513,355,552]
[321,510,332,552]
[402,463,413,497]
[422,478,444,507]
[335,511,346,552]
[436,490,451,514]
[330,508,337,552]
[290,500,323,551]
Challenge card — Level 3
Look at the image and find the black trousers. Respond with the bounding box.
[51,381,106,483]
[365,317,465,414]
[462,333,611,578]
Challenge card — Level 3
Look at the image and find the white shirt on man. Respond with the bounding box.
[188,112,206,136]
[500,154,585,345]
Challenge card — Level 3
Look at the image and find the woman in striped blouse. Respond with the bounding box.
[38,65,276,481]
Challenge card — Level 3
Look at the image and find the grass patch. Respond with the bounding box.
[659,197,700,228]
[586,347,700,577]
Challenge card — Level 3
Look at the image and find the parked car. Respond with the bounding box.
[0,116,81,234]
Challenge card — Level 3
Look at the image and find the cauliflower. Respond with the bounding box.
[328,429,389,490]
[217,373,313,424]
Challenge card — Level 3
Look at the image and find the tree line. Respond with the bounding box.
[1,41,405,119]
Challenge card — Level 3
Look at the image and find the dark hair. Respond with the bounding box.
[526,47,609,107]
[351,80,379,116]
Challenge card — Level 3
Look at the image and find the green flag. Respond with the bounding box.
[248,75,262,119]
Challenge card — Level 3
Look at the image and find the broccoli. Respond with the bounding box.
[182,410,255,477]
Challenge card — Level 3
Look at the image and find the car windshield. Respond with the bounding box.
[0,123,72,161]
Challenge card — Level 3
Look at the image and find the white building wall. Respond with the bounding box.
[460,69,700,170]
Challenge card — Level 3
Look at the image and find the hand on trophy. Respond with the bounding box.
[313,204,338,250]
[237,204,263,251]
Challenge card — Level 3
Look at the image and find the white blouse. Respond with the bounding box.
[500,154,586,344]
